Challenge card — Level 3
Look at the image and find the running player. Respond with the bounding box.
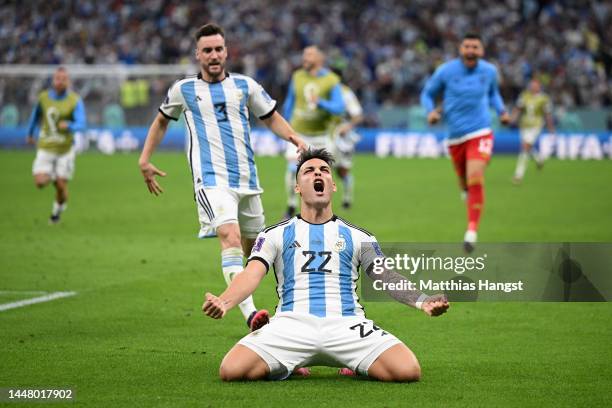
[420,33,510,252]
[510,78,555,184]
[203,148,449,382]
[138,24,306,331]
[282,46,345,218]
[26,67,87,224]
[331,68,363,209]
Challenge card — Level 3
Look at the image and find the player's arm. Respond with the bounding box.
[138,112,170,195]
[202,260,267,319]
[420,67,444,125]
[315,83,345,115]
[362,241,449,317]
[337,89,364,136]
[489,68,510,125]
[25,102,41,145]
[60,98,87,132]
[262,111,307,153]
[282,78,296,121]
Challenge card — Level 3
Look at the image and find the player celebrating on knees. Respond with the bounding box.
[420,33,510,252]
[26,67,87,224]
[203,148,449,382]
[139,24,306,332]
[510,78,555,184]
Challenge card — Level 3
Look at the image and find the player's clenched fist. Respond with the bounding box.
[202,292,228,319]
[422,294,450,317]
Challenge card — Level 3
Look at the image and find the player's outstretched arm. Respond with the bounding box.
[262,111,307,154]
[420,293,450,317]
[202,260,267,319]
[138,112,170,195]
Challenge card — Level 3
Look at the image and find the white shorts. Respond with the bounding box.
[195,187,265,239]
[520,127,543,145]
[285,134,334,163]
[238,312,402,380]
[32,148,76,180]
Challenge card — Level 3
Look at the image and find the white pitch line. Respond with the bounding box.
[0,291,77,312]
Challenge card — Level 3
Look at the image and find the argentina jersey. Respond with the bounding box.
[248,215,377,317]
[159,72,277,193]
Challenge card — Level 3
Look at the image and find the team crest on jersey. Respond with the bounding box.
[235,89,244,101]
[334,236,346,252]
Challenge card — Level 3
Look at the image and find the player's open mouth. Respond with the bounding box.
[313,179,324,193]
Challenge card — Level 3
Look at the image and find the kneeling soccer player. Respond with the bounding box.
[203,148,449,382]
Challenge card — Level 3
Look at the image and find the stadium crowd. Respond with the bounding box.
[1,0,611,119]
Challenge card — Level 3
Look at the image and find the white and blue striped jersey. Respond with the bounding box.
[159,72,277,193]
[248,215,379,318]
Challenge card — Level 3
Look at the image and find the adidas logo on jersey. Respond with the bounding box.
[289,241,301,248]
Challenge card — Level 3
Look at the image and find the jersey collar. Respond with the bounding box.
[197,71,230,83]
[296,214,337,225]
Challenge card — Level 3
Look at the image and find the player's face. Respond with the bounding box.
[296,158,336,208]
[52,70,69,93]
[195,34,227,79]
[529,79,541,93]
[459,39,484,68]
[302,47,323,71]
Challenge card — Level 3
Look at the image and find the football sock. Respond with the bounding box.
[51,201,67,217]
[530,150,543,165]
[466,175,484,232]
[221,247,256,320]
[342,174,353,204]
[514,152,528,179]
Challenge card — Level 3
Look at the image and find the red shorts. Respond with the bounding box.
[448,134,494,178]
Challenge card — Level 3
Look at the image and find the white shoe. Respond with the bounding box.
[463,230,477,253]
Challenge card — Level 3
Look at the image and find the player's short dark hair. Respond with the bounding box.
[295,148,335,179]
[195,23,225,42]
[462,32,482,42]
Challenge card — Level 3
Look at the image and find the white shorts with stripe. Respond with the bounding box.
[32,147,76,180]
[239,312,402,380]
[195,187,264,239]
[520,126,543,145]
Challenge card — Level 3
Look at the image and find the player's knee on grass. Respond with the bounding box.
[219,346,269,381]
[368,344,421,382]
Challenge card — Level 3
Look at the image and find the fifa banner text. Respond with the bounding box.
[361,243,612,302]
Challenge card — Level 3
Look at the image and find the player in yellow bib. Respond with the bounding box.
[510,79,555,184]
[26,67,87,224]
[282,46,345,218]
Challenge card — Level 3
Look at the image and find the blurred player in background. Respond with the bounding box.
[26,67,87,224]
[203,148,449,382]
[282,46,345,218]
[510,78,555,184]
[330,67,363,209]
[420,33,510,252]
[138,24,306,331]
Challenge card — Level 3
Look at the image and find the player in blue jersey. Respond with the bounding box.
[420,33,510,252]
[138,24,307,332]
[203,148,449,382]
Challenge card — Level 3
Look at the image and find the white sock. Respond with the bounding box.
[530,150,542,165]
[52,201,67,216]
[221,247,256,320]
[514,152,528,179]
[342,174,353,203]
[285,164,298,208]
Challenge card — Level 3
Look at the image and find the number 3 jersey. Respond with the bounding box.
[248,215,381,318]
[159,72,277,193]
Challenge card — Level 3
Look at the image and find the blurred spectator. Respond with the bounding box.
[1,0,610,126]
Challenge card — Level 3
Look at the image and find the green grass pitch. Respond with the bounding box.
[0,150,611,407]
